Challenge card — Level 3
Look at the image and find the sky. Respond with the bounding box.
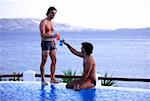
[0,0,150,29]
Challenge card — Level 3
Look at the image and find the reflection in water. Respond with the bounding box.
[41,84,46,90]
[79,89,96,101]
[39,84,57,101]
[49,84,57,101]
[40,84,47,101]
[39,84,96,101]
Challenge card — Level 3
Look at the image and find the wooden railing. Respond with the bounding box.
[0,74,150,82]
[98,77,150,82]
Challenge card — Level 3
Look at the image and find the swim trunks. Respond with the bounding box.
[86,79,96,86]
[41,41,56,51]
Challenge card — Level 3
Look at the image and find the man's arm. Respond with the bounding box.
[64,42,84,58]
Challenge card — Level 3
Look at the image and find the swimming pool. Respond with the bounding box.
[0,81,150,101]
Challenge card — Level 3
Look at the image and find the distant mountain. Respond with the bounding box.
[0,18,88,33]
[0,18,39,32]
[0,18,149,36]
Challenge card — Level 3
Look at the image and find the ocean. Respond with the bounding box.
[0,31,150,89]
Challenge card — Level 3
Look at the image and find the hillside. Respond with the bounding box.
[0,18,149,39]
[0,18,87,33]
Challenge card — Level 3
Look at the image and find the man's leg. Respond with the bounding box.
[49,50,59,83]
[74,81,94,91]
[66,79,80,89]
[40,51,49,84]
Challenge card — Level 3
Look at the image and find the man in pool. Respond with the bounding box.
[63,41,96,91]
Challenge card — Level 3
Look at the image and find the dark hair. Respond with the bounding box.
[46,6,57,16]
[82,42,93,55]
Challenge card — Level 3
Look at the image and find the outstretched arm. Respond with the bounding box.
[64,41,84,58]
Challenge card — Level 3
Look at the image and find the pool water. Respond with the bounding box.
[0,82,150,101]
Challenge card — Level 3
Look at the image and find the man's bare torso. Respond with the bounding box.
[40,18,54,41]
[83,55,96,80]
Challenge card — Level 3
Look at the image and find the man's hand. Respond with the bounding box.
[56,33,61,40]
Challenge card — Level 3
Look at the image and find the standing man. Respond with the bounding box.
[39,6,59,85]
[64,41,96,91]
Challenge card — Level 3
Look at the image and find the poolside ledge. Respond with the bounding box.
[23,70,36,81]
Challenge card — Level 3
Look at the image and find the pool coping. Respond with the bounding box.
[0,81,150,92]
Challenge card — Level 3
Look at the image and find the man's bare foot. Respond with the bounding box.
[74,84,80,91]
[42,81,48,85]
[50,79,60,83]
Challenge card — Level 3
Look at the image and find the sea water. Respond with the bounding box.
[0,31,150,88]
